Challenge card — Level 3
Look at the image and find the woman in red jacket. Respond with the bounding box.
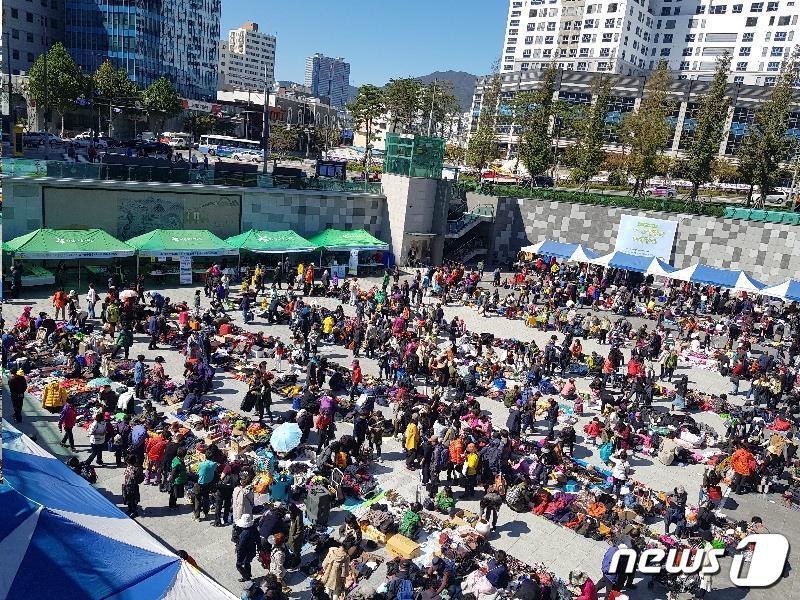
[58,399,78,451]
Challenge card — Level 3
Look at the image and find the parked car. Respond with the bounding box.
[22,132,65,148]
[764,190,790,204]
[71,135,109,149]
[644,185,677,198]
[122,138,171,155]
[232,149,263,163]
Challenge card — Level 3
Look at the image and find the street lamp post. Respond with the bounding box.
[261,64,270,173]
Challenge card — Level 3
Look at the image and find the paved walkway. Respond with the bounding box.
[2,275,795,598]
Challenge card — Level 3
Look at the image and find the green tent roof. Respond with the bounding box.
[3,228,135,259]
[307,228,388,251]
[126,229,238,257]
[225,230,316,254]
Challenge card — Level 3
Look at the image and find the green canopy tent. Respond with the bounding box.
[125,229,238,280]
[225,230,317,254]
[3,228,135,289]
[307,228,389,276]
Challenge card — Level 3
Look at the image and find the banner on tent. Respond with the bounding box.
[348,250,359,275]
[179,256,192,284]
[614,215,678,261]
[14,251,134,259]
[139,249,238,258]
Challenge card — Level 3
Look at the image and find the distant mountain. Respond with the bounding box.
[415,71,477,111]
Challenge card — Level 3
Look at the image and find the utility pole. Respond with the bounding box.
[261,64,270,172]
[427,79,437,137]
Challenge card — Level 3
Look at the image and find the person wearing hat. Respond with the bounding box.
[568,571,598,600]
[234,514,261,582]
[8,369,28,423]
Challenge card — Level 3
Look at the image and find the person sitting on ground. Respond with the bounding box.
[398,502,423,538]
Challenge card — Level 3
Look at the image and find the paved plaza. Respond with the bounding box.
[2,274,797,599]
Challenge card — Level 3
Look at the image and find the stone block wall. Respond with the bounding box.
[469,192,800,284]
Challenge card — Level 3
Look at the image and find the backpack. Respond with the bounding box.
[396,579,414,600]
[316,412,332,430]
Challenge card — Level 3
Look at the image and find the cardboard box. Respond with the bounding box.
[230,436,253,454]
[361,524,389,545]
[386,534,421,559]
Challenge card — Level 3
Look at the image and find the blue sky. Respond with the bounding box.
[221,0,508,86]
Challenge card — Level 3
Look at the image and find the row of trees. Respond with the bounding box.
[467,53,800,205]
[26,43,183,135]
[347,78,463,170]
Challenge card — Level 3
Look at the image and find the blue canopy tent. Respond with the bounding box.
[591,251,678,276]
[669,264,765,292]
[519,240,578,260]
[0,421,236,600]
[759,279,800,301]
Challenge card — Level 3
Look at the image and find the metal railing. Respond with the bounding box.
[1,158,384,195]
[446,203,496,235]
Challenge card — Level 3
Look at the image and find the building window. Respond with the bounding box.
[545,36,554,43]
[600,47,611,56]
[766,1,778,9]
[771,46,784,55]
[608,2,618,11]
[775,31,787,40]
[580,47,590,56]
[665,19,676,28]
[523,49,532,57]
[750,2,763,10]
[710,4,727,12]
[664,34,673,43]
[734,75,745,83]
[603,32,613,41]
[26,12,33,22]
[683,47,693,55]
[577,62,588,71]
[661,6,671,14]
[27,52,34,62]
[733,3,744,10]
[543,49,553,57]
[12,50,19,60]
[660,48,671,55]
[765,76,776,85]
[685,33,696,42]
[689,18,699,27]
[736,61,748,69]
[739,46,751,55]
[745,16,758,24]
[696,4,706,12]
[743,32,755,41]
[10,7,18,17]
[767,61,781,70]
[525,35,534,43]
[605,18,616,27]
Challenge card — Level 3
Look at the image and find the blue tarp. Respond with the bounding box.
[520,240,578,260]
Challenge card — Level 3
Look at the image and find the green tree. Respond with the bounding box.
[466,73,501,182]
[619,61,674,195]
[269,124,298,158]
[569,76,611,190]
[141,77,182,133]
[187,114,219,137]
[347,84,385,173]
[93,60,140,136]
[515,63,558,181]
[383,77,423,133]
[736,53,799,207]
[419,80,461,136]
[27,42,86,135]
[445,143,466,165]
[684,54,731,201]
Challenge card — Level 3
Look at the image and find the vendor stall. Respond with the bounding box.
[307,228,390,277]
[225,230,316,272]
[126,229,239,283]
[3,228,135,289]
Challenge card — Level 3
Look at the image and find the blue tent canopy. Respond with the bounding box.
[670,264,765,292]
[592,251,678,275]
[520,240,578,260]
[760,279,800,301]
[0,422,236,600]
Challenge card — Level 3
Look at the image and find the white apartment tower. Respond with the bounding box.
[218,22,276,92]
[501,0,799,84]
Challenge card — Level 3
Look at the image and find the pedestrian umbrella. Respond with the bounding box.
[119,289,138,300]
[270,422,302,453]
[87,377,114,388]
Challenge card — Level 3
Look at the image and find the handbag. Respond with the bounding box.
[462,461,470,476]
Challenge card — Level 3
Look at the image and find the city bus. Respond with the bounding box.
[198,135,262,160]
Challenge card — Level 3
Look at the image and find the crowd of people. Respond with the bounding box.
[3,252,797,600]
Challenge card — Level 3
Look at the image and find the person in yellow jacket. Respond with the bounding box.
[404,417,421,470]
[42,380,67,411]
[462,443,480,499]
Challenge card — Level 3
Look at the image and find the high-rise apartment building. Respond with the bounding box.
[304,53,351,107]
[66,0,222,99]
[2,0,64,75]
[501,0,799,85]
[218,22,276,92]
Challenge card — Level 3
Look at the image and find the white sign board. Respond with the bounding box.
[348,250,360,276]
[614,215,678,261]
[179,256,193,284]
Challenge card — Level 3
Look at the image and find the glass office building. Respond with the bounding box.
[65,0,221,100]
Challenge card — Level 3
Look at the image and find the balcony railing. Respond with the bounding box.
[1,158,384,195]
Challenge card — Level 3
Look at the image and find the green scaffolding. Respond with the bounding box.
[383,133,444,179]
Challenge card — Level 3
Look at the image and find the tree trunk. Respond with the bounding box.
[690,181,699,202]
[60,113,65,137]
